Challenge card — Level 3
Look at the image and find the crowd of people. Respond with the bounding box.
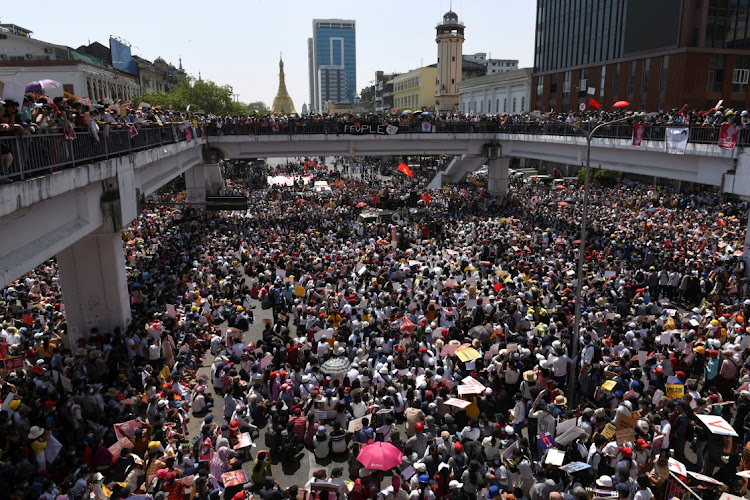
[1,153,750,500]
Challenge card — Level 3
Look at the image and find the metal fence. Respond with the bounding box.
[0,126,189,182]
[204,120,749,146]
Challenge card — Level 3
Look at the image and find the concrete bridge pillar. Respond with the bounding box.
[56,231,131,348]
[185,163,224,203]
[487,157,510,196]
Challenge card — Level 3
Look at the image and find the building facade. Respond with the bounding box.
[308,19,356,112]
[458,68,532,115]
[0,60,139,102]
[393,66,438,110]
[464,53,519,75]
[532,0,750,112]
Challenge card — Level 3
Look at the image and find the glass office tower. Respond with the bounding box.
[308,19,356,112]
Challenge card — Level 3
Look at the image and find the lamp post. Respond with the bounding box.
[528,110,657,404]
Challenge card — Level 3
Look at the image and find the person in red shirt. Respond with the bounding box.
[161,471,185,500]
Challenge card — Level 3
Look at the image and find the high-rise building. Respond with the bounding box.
[532,0,750,112]
[308,19,356,112]
[435,10,465,112]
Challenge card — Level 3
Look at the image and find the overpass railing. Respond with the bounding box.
[205,121,745,146]
[0,126,190,182]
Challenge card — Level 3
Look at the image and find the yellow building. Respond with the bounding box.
[392,66,437,110]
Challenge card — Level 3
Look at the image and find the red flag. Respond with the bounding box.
[718,218,726,227]
[493,283,502,293]
[420,192,431,205]
[632,123,646,146]
[397,163,413,178]
[22,314,34,326]
[588,97,601,109]
[719,123,739,150]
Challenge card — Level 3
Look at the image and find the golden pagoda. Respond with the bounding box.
[272,55,296,114]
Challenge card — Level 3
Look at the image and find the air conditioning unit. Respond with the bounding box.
[25,53,33,59]
[43,48,53,54]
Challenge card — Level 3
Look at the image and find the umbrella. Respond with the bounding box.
[355,202,367,208]
[467,324,493,341]
[412,110,423,116]
[320,357,351,375]
[559,201,569,207]
[555,185,568,190]
[401,110,413,115]
[357,442,404,471]
[734,250,744,256]
[25,79,62,93]
[421,111,432,115]
[613,100,630,108]
[400,317,417,333]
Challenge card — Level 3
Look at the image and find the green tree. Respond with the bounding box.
[133,78,248,115]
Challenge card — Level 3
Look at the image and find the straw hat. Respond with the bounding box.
[523,370,537,382]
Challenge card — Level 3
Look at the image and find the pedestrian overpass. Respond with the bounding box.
[1,122,748,344]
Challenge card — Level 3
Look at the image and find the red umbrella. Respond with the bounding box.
[613,101,630,108]
[357,442,404,471]
[356,202,367,208]
[555,185,568,190]
[559,201,569,207]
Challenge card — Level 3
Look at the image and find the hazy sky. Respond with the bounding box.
[1,0,536,106]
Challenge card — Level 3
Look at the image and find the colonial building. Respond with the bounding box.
[458,68,532,115]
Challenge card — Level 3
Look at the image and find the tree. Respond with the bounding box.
[247,101,269,112]
[133,78,247,115]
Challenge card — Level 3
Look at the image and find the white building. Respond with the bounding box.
[463,53,519,75]
[458,67,532,115]
[0,60,139,102]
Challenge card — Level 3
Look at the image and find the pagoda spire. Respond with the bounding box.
[272,54,296,114]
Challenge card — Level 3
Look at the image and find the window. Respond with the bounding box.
[536,76,543,98]
[659,55,669,94]
[550,74,558,94]
[512,97,517,113]
[496,99,500,112]
[488,100,491,113]
[733,55,750,92]
[627,60,636,95]
[578,68,588,97]
[600,66,606,97]
[613,63,620,97]
[521,97,525,112]
[641,58,650,94]
[708,54,725,93]
[503,98,507,113]
[480,100,483,113]
[563,71,571,95]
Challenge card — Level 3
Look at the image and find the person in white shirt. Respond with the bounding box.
[511,393,526,437]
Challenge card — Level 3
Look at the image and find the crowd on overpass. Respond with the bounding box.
[2,155,750,500]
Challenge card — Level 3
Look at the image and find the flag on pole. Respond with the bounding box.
[397,163,413,178]
[420,192,431,205]
[588,97,601,109]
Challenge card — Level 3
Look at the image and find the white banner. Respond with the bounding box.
[665,127,689,155]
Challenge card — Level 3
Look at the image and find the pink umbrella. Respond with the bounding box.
[357,442,404,471]
[400,317,417,333]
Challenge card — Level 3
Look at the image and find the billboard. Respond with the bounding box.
[109,37,137,75]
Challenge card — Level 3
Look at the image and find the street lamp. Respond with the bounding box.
[528,110,658,404]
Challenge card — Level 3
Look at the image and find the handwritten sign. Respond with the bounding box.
[444,398,471,409]
[348,416,367,433]
[665,384,684,399]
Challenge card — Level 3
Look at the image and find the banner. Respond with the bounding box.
[185,127,192,143]
[632,123,646,146]
[665,127,689,155]
[719,123,740,150]
[3,356,23,371]
[341,123,399,135]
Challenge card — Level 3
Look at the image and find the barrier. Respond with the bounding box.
[0,126,190,181]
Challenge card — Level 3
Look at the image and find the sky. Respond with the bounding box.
[1,0,536,107]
